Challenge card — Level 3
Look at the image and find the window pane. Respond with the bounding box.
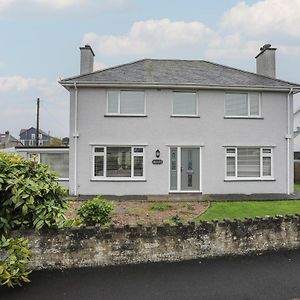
[170,148,177,190]
[263,157,271,176]
[107,147,131,177]
[225,93,248,116]
[226,157,236,176]
[134,156,143,176]
[237,148,260,177]
[173,92,197,115]
[40,153,69,178]
[95,147,104,153]
[134,147,143,153]
[94,156,104,176]
[120,91,144,114]
[108,91,119,113]
[226,148,236,154]
[250,93,260,116]
[263,148,271,154]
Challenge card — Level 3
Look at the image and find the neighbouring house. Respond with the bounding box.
[59,44,300,196]
[15,146,69,188]
[0,131,22,149]
[19,127,51,146]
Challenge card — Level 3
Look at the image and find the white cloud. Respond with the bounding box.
[220,0,300,38]
[84,19,215,56]
[0,0,14,11]
[94,61,109,71]
[33,0,84,9]
[0,76,48,92]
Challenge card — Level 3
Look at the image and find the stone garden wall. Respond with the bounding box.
[14,215,300,270]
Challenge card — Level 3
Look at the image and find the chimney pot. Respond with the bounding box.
[255,44,277,78]
[80,45,95,75]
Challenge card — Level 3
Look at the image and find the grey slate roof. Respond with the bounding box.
[60,59,300,89]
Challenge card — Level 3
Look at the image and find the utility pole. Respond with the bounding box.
[35,98,40,146]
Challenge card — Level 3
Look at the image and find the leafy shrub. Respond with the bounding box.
[78,196,113,226]
[0,236,32,288]
[149,204,173,211]
[0,153,67,232]
[169,214,182,225]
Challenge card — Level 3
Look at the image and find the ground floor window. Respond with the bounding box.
[225,147,273,180]
[93,146,145,179]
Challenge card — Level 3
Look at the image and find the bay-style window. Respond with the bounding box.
[93,146,145,180]
[107,90,145,115]
[225,92,261,117]
[172,92,197,116]
[225,147,273,180]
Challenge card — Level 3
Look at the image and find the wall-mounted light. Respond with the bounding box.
[156,149,160,158]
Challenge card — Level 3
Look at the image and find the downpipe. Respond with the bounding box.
[286,88,293,195]
[74,82,79,196]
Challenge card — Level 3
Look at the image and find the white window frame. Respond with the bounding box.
[171,91,198,117]
[92,145,146,181]
[106,90,146,116]
[31,134,35,140]
[224,92,261,118]
[225,147,274,181]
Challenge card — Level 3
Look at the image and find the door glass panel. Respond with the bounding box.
[181,148,200,191]
[170,148,177,190]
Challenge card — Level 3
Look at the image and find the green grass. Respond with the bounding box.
[148,204,173,211]
[294,184,300,192]
[196,200,300,222]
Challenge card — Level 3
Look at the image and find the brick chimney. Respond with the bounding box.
[255,44,277,78]
[80,45,95,75]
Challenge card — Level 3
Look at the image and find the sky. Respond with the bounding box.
[0,0,300,139]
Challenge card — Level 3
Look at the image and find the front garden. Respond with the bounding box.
[2,152,300,288]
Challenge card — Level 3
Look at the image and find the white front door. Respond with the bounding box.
[170,147,201,192]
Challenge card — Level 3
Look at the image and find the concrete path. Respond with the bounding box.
[2,250,300,300]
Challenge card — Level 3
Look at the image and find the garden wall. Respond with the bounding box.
[15,215,300,270]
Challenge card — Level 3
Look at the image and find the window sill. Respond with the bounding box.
[224,178,275,182]
[104,114,147,117]
[224,116,264,120]
[91,178,146,182]
[171,115,200,118]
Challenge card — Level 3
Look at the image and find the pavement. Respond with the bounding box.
[2,250,300,300]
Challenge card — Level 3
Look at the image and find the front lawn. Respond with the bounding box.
[197,200,300,222]
[295,184,300,192]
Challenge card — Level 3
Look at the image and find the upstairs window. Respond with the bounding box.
[172,92,197,116]
[225,93,260,117]
[107,90,145,115]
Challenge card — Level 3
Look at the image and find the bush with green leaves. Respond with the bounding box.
[0,152,67,233]
[0,236,32,288]
[78,196,113,226]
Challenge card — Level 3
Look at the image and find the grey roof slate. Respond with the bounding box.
[60,59,300,89]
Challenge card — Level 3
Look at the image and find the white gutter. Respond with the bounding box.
[59,82,300,92]
[286,88,293,194]
[74,82,79,196]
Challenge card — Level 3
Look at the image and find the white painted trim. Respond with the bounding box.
[106,89,146,116]
[16,148,69,153]
[166,143,204,147]
[223,144,276,147]
[60,82,300,93]
[224,92,262,118]
[171,91,199,117]
[89,142,148,146]
[91,145,146,181]
[168,146,202,193]
[224,146,274,180]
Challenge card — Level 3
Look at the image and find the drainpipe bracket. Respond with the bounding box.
[285,134,292,139]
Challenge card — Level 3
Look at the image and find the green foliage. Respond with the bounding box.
[0,236,32,288]
[0,153,67,233]
[169,214,182,225]
[78,196,113,226]
[149,204,173,211]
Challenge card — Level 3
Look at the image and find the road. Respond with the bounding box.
[2,250,300,300]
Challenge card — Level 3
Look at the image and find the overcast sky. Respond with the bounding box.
[0,0,300,138]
